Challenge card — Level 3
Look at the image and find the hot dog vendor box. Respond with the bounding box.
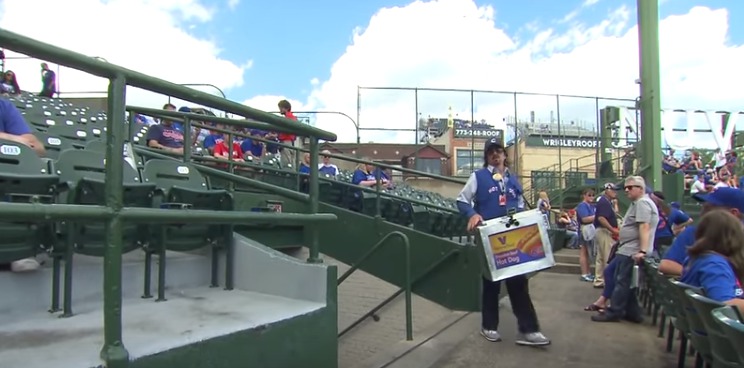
[475,209,556,282]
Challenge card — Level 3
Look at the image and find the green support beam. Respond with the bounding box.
[637,0,662,189]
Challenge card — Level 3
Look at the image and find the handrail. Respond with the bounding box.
[338,248,460,341]
[337,231,412,341]
[0,28,336,142]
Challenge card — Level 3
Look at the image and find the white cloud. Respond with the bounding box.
[248,1,744,150]
[310,77,320,86]
[0,0,250,111]
[227,0,239,10]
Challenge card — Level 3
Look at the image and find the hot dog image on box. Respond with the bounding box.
[476,209,556,282]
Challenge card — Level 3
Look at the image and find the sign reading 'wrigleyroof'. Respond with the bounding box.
[526,135,598,148]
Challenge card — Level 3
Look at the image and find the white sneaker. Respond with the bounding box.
[515,332,551,346]
[480,329,502,342]
[11,258,40,273]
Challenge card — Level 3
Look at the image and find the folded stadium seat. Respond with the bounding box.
[141,159,234,301]
[22,112,57,131]
[686,292,741,367]
[46,125,90,149]
[51,148,156,315]
[32,131,76,160]
[85,139,144,170]
[0,138,58,273]
[318,174,345,205]
[712,307,744,365]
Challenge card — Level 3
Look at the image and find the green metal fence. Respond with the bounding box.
[0,28,339,368]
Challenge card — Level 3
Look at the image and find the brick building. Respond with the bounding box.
[319,142,451,177]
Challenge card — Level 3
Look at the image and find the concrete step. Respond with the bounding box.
[547,262,593,275]
[553,249,581,265]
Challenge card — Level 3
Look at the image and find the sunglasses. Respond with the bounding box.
[624,185,642,190]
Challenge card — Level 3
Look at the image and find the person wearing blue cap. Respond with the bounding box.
[659,187,744,276]
[592,176,658,323]
[456,138,551,346]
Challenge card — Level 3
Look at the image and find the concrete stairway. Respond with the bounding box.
[546,248,591,276]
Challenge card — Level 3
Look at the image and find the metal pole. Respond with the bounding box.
[307,138,322,263]
[556,95,564,209]
[595,98,601,178]
[414,88,419,171]
[99,74,129,368]
[513,92,519,176]
[637,0,662,190]
[356,86,362,144]
[470,90,475,172]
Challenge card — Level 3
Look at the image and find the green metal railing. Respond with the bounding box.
[337,231,412,341]
[0,28,340,368]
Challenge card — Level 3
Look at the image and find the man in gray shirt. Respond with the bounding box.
[592,175,658,323]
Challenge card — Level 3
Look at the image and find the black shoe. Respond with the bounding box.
[623,315,644,324]
[591,314,620,322]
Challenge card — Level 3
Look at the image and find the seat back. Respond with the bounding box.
[0,139,58,263]
[712,307,744,365]
[55,148,143,187]
[46,125,90,147]
[671,281,712,361]
[142,159,208,192]
[54,149,154,256]
[686,291,741,367]
[667,279,701,333]
[33,131,76,160]
[142,159,231,252]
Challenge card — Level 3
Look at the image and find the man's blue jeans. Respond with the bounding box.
[605,254,643,320]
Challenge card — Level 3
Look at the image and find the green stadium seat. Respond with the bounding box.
[33,131,76,160]
[0,139,58,266]
[46,125,90,148]
[686,291,741,368]
[141,159,234,300]
[51,148,156,316]
[669,280,710,368]
[712,306,744,365]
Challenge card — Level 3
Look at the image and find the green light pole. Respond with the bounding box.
[637,0,662,189]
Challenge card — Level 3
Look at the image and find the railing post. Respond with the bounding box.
[183,117,192,162]
[307,137,322,263]
[99,74,130,368]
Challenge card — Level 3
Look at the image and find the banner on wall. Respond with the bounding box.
[476,209,555,282]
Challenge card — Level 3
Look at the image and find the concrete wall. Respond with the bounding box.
[229,234,329,304]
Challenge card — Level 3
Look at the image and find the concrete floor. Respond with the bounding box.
[397,273,679,368]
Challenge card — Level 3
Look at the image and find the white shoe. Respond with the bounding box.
[480,329,502,342]
[11,258,40,273]
[515,332,551,346]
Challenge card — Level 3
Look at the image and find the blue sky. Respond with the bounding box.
[1,0,742,147]
[189,0,744,103]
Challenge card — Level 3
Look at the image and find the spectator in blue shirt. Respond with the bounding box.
[0,98,44,156]
[575,188,596,283]
[659,187,744,276]
[679,210,744,311]
[319,150,339,177]
[0,98,45,272]
[593,183,620,288]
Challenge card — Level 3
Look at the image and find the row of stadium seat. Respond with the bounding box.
[7,92,471,239]
[0,139,235,315]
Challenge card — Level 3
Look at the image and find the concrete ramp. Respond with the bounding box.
[284,248,458,368]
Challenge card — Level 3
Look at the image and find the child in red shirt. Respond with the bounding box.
[213,138,244,167]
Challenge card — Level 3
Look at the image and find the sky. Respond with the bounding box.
[0,0,743,149]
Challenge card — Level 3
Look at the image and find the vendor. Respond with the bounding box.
[456,137,551,347]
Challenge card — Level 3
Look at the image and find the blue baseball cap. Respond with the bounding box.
[670,201,680,209]
[693,187,744,213]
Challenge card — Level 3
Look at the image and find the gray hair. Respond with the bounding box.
[624,175,645,189]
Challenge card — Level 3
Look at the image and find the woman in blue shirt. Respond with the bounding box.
[680,210,744,311]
